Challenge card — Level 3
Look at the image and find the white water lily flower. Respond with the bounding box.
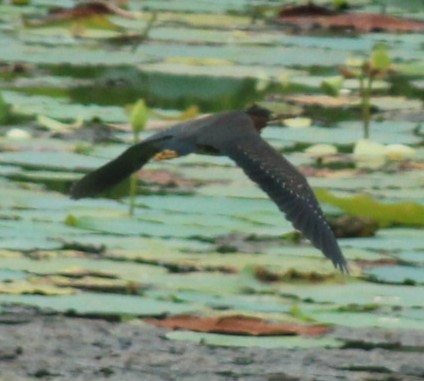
[385,144,416,160]
[6,128,31,139]
[283,117,312,128]
[353,139,386,169]
[305,144,338,157]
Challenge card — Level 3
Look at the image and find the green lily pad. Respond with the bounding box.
[278,282,424,309]
[306,308,424,330]
[317,190,424,227]
[0,150,106,172]
[341,229,424,252]
[0,279,74,295]
[3,90,127,122]
[0,293,196,317]
[145,271,270,296]
[393,250,424,265]
[364,266,424,285]
[146,289,292,315]
[166,331,342,349]
[0,253,168,284]
[110,248,342,278]
[0,269,26,282]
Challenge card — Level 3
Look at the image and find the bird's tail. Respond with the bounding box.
[70,141,162,199]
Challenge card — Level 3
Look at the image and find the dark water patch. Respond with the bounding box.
[270,81,323,95]
[390,74,424,101]
[303,105,362,125]
[342,339,424,352]
[4,171,74,194]
[39,64,264,111]
[4,86,69,100]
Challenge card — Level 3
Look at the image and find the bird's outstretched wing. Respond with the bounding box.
[70,137,169,199]
[219,133,348,272]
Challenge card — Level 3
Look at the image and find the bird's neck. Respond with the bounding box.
[251,115,269,131]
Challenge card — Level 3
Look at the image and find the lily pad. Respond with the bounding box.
[316,189,424,227]
[0,269,26,282]
[364,266,424,285]
[307,308,424,330]
[166,330,342,349]
[0,293,196,317]
[0,150,106,172]
[146,290,292,315]
[0,279,74,295]
[0,253,168,284]
[146,314,331,336]
[278,282,424,309]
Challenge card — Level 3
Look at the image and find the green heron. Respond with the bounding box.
[71,105,348,272]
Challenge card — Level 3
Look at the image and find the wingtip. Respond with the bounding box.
[70,193,80,201]
[334,259,350,275]
[69,182,90,200]
[69,185,78,200]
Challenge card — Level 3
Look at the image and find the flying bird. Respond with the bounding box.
[71,105,348,272]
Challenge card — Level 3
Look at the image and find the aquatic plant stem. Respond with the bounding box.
[129,130,140,216]
[360,74,373,139]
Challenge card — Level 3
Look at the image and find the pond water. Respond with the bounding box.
[0,0,423,347]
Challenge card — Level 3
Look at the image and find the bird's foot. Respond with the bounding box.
[154,149,179,161]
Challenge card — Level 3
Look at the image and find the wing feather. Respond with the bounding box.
[220,134,348,272]
[70,137,170,199]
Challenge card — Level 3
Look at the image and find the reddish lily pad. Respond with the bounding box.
[275,12,424,33]
[145,314,331,336]
[23,0,136,28]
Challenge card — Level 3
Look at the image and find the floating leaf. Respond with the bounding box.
[275,12,424,33]
[166,331,342,349]
[316,189,424,227]
[48,275,142,293]
[285,94,359,108]
[37,114,83,133]
[0,269,26,282]
[0,279,75,295]
[0,293,195,317]
[165,57,233,66]
[278,282,423,309]
[321,76,344,96]
[146,314,331,336]
[23,1,134,29]
[306,307,424,330]
[364,266,424,285]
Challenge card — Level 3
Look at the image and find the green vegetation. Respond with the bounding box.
[323,44,392,139]
[129,99,148,216]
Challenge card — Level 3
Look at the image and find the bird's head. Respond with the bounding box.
[246,104,283,131]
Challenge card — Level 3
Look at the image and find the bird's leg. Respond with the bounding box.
[153,149,180,161]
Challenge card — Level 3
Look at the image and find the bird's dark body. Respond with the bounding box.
[71,107,348,273]
[144,111,254,156]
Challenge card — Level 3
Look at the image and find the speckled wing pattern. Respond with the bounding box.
[220,133,348,272]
